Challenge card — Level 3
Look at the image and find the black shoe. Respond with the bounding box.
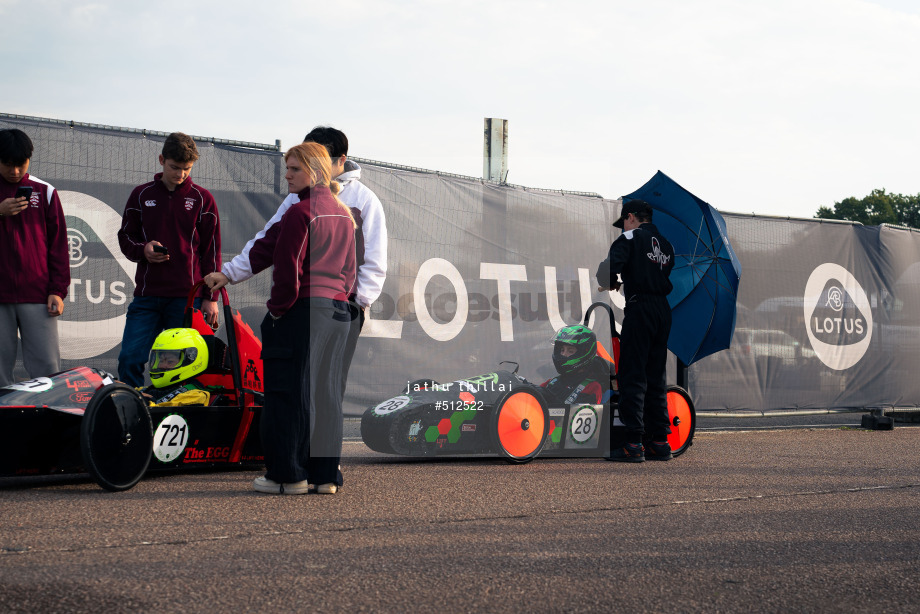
[645,440,673,461]
[606,442,645,463]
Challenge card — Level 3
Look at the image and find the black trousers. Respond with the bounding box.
[613,295,672,446]
[339,300,365,398]
[260,298,354,485]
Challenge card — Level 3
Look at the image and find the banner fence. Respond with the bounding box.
[3,113,919,415]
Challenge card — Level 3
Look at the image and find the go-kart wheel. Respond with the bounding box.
[491,388,549,464]
[80,384,153,492]
[666,385,696,457]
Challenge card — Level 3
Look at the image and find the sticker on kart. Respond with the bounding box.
[5,377,53,393]
[154,414,190,462]
[566,404,601,447]
[374,395,411,416]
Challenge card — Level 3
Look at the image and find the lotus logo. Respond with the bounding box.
[60,191,137,361]
[804,264,872,371]
[68,228,88,268]
[825,286,844,312]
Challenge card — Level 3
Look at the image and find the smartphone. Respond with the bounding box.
[152,245,169,255]
[15,186,33,200]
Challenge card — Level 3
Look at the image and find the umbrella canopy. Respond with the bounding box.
[622,171,741,365]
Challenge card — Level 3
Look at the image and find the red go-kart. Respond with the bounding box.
[0,283,265,491]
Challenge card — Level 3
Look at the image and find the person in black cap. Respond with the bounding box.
[596,199,675,462]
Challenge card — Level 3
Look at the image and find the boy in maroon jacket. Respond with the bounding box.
[117,133,221,388]
[0,129,70,385]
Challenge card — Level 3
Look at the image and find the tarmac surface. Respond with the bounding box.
[2,423,919,613]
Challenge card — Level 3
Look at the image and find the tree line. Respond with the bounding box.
[816,189,920,228]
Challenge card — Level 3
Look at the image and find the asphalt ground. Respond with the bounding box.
[2,423,919,613]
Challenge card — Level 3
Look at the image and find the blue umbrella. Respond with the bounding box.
[622,171,741,366]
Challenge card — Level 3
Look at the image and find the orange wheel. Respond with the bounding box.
[666,385,696,457]
[492,389,549,464]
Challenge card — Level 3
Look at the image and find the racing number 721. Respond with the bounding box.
[159,423,187,447]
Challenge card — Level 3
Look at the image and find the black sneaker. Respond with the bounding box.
[606,442,645,463]
[645,440,673,461]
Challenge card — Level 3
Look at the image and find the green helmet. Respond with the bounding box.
[552,325,597,375]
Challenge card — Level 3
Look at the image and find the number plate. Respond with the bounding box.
[565,404,602,448]
[5,377,53,393]
[373,395,411,416]
[154,414,190,462]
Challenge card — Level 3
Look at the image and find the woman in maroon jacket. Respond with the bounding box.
[206,142,357,495]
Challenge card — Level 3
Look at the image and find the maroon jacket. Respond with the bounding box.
[0,174,70,303]
[246,185,356,318]
[117,173,220,298]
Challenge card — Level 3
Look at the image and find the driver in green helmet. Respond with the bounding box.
[539,324,612,406]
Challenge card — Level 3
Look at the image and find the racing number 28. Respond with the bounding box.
[569,406,598,444]
[573,415,592,435]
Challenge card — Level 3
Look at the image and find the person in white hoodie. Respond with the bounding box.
[215,126,387,389]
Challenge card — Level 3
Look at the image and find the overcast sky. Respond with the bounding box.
[3,0,917,217]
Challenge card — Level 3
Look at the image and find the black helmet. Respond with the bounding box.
[552,325,597,375]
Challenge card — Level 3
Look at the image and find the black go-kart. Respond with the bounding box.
[361,302,695,463]
[0,284,265,491]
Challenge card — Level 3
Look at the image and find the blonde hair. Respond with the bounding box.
[284,142,356,228]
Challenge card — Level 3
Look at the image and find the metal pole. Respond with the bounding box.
[273,139,283,195]
[677,358,688,390]
[482,118,509,183]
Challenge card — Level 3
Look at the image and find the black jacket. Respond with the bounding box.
[596,223,674,300]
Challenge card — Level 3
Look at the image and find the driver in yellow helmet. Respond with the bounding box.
[145,328,216,405]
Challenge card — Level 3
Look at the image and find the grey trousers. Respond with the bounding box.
[0,303,61,386]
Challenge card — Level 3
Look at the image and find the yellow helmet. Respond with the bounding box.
[148,328,209,388]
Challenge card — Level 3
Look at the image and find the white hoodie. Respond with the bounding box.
[222,160,387,309]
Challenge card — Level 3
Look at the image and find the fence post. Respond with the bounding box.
[273,139,283,195]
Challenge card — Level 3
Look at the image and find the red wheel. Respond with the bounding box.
[492,389,549,464]
[666,385,695,457]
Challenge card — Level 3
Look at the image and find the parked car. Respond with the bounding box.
[732,328,815,366]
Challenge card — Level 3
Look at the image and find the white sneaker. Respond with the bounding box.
[253,476,310,495]
[315,483,338,494]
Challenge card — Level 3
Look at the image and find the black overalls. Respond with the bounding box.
[596,223,675,445]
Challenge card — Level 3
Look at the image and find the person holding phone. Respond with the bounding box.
[0,128,70,386]
[116,132,221,388]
